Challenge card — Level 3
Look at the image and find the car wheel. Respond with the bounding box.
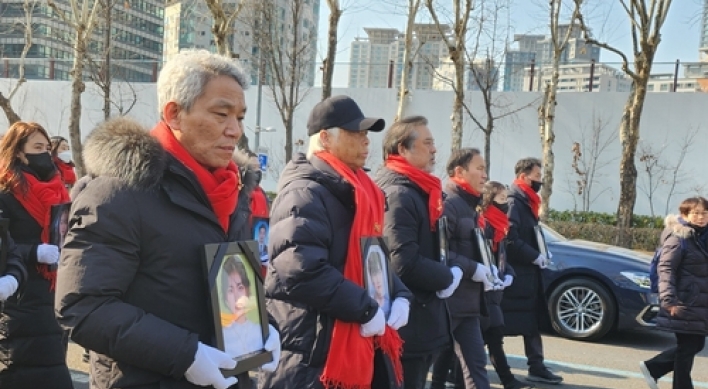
[548,278,616,341]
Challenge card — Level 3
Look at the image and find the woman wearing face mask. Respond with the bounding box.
[50,136,77,188]
[0,122,73,389]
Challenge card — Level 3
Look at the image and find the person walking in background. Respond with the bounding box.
[54,50,279,389]
[376,116,461,389]
[260,95,412,389]
[479,181,533,389]
[50,136,76,188]
[502,157,562,385]
[640,196,708,389]
[0,121,73,389]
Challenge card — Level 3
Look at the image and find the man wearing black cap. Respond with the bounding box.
[260,95,413,389]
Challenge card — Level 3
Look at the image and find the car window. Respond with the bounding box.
[540,223,567,243]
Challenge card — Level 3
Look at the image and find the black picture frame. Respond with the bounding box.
[534,225,549,259]
[473,228,499,284]
[437,216,449,266]
[0,218,9,275]
[203,241,273,377]
[49,202,71,249]
[251,217,270,266]
[361,237,394,318]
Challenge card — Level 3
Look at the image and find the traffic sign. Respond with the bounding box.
[257,153,268,172]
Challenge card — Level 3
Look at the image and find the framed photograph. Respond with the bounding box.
[49,202,71,249]
[0,218,9,275]
[203,241,273,376]
[437,216,449,265]
[251,217,270,266]
[534,225,549,259]
[361,237,394,318]
[473,228,499,284]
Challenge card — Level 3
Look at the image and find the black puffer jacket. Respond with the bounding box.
[376,167,452,356]
[443,183,486,318]
[656,215,708,335]
[481,224,516,330]
[55,121,258,389]
[501,183,545,336]
[260,154,412,389]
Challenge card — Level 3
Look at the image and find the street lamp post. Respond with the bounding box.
[254,126,276,153]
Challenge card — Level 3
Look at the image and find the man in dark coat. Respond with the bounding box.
[375,116,462,389]
[55,50,280,389]
[502,157,562,384]
[260,95,413,389]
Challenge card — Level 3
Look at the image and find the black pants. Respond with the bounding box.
[483,325,515,386]
[402,352,439,389]
[523,332,545,371]
[644,332,706,389]
[430,347,461,389]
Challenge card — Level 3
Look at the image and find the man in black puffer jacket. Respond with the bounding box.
[261,95,412,389]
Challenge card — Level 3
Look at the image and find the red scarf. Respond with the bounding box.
[12,171,70,290]
[316,151,404,389]
[249,186,269,219]
[513,178,540,220]
[152,122,240,233]
[385,155,443,230]
[483,205,509,252]
[54,158,77,186]
[450,176,481,197]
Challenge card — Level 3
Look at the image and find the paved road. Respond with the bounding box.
[68,328,707,389]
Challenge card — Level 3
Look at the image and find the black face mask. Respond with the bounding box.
[493,202,509,214]
[530,180,542,192]
[25,152,56,180]
[253,170,262,185]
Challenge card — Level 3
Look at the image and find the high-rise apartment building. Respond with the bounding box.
[0,0,164,82]
[522,62,631,93]
[701,0,708,60]
[433,57,499,91]
[163,0,320,86]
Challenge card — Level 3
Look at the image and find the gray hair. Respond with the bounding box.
[382,115,428,159]
[306,127,340,159]
[157,50,250,115]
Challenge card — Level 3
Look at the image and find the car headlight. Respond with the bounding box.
[620,271,651,289]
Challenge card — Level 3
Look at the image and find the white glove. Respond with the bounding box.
[184,342,238,389]
[547,250,553,260]
[0,275,18,301]
[436,267,463,299]
[360,308,386,337]
[490,264,499,279]
[387,298,410,330]
[533,255,548,269]
[502,274,514,288]
[260,324,280,372]
[37,244,59,265]
[471,264,494,291]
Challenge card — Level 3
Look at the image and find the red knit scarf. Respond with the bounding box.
[152,122,240,233]
[483,205,509,252]
[385,155,443,230]
[513,178,540,220]
[249,186,269,219]
[12,171,70,290]
[450,176,481,197]
[54,159,77,186]
[316,151,404,389]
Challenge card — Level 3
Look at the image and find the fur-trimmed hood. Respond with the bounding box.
[82,117,258,195]
[664,214,693,239]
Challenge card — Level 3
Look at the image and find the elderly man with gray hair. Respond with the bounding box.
[261,95,412,389]
[55,50,280,389]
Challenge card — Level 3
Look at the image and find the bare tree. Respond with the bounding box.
[538,1,583,219]
[574,0,674,246]
[205,0,244,58]
[322,0,342,100]
[637,141,666,217]
[250,0,315,162]
[0,0,40,124]
[425,0,473,150]
[395,0,422,120]
[663,127,698,214]
[48,0,102,176]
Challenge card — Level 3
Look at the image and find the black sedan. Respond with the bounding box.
[541,224,659,341]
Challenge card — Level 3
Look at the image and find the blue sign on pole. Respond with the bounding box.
[258,153,268,172]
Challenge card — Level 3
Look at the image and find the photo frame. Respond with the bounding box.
[361,237,394,318]
[203,241,273,377]
[473,228,499,284]
[534,225,549,259]
[0,218,9,275]
[251,217,270,266]
[437,216,449,265]
[49,202,71,249]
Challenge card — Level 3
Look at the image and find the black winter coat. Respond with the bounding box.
[442,183,486,318]
[0,184,56,389]
[656,215,708,335]
[375,167,452,356]
[480,222,516,330]
[55,122,258,389]
[260,154,412,389]
[501,184,545,336]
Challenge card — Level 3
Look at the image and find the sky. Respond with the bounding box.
[314,0,706,88]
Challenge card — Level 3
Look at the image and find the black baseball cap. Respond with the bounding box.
[307,95,385,136]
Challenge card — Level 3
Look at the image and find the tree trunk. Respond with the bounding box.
[321,2,340,100]
[102,1,112,120]
[0,93,21,125]
[615,76,647,247]
[69,30,87,177]
[539,61,560,220]
[396,0,418,121]
[451,57,465,150]
[284,109,293,162]
[213,20,230,57]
